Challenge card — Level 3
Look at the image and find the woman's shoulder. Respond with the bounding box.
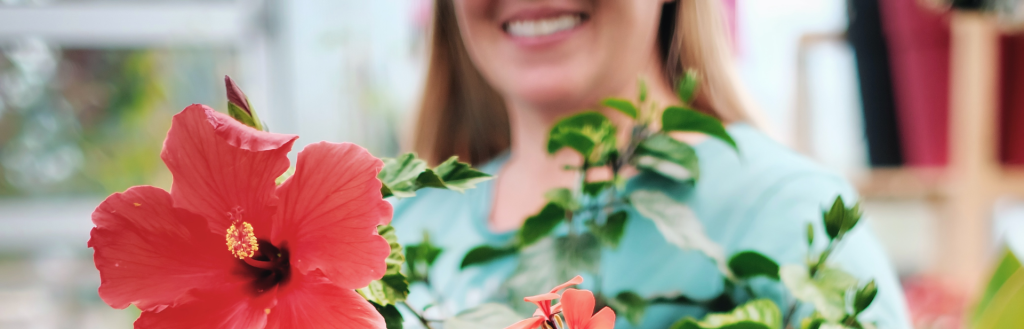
[709,123,849,188]
[631,123,855,215]
[652,123,861,255]
[692,123,856,211]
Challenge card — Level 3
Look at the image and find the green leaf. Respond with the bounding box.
[358,274,410,306]
[443,303,524,329]
[420,156,494,193]
[544,187,579,211]
[670,299,782,329]
[587,210,629,248]
[806,222,815,246]
[549,131,597,157]
[677,69,699,105]
[608,291,648,325]
[370,301,404,329]
[635,133,700,182]
[728,251,781,280]
[358,225,410,306]
[501,234,601,314]
[631,190,733,278]
[661,106,737,150]
[841,202,863,234]
[461,245,518,269]
[405,232,443,283]
[378,225,405,275]
[854,280,878,314]
[378,154,492,198]
[517,202,566,247]
[823,196,860,240]
[973,248,1024,329]
[780,265,858,322]
[801,318,824,329]
[547,111,618,163]
[583,180,613,197]
[823,197,845,240]
[974,248,1023,325]
[639,79,649,103]
[379,153,430,198]
[602,98,639,119]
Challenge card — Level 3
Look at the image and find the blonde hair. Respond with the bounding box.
[413,0,762,165]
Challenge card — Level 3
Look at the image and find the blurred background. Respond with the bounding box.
[0,0,1022,328]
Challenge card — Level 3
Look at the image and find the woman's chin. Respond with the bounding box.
[507,82,595,112]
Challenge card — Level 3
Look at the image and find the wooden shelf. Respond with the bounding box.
[796,10,1024,294]
[856,168,948,200]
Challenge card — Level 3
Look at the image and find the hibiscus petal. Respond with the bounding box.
[273,142,392,288]
[550,303,563,315]
[584,307,616,329]
[560,289,597,329]
[265,271,384,329]
[504,317,544,329]
[89,186,242,311]
[133,283,276,329]
[548,275,584,294]
[524,292,560,303]
[161,104,297,235]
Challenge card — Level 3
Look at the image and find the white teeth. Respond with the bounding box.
[506,14,582,37]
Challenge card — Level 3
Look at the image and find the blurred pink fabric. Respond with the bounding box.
[1000,35,1024,165]
[879,0,951,167]
[723,0,738,53]
[903,277,967,329]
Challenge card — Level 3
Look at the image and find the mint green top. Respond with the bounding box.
[391,124,911,329]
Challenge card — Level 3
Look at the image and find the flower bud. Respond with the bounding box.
[225,75,265,131]
[854,280,878,314]
[806,222,815,246]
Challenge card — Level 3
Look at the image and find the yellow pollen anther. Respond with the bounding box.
[264,308,271,314]
[226,221,258,259]
[133,203,141,207]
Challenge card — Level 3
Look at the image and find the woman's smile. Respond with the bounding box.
[502,10,590,47]
[505,14,585,38]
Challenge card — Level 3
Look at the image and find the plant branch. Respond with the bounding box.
[782,302,799,329]
[844,315,858,328]
[399,301,434,329]
[811,232,848,277]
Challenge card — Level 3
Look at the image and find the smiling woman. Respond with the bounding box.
[414,0,760,166]
[394,0,913,328]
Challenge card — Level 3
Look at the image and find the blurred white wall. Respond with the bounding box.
[737,0,869,177]
[0,1,427,328]
[276,0,427,156]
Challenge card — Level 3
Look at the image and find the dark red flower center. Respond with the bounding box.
[223,208,290,294]
[243,240,291,294]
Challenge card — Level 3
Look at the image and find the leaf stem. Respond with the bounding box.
[811,232,847,277]
[422,276,449,317]
[782,302,799,329]
[399,301,434,329]
[844,315,858,328]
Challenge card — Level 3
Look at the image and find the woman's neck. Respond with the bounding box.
[489,57,683,232]
[504,50,682,169]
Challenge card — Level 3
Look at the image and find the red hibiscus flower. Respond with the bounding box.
[88,105,393,328]
[506,276,616,329]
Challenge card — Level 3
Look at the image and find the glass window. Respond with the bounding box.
[0,38,235,328]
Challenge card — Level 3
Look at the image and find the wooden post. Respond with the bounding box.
[943,11,1002,294]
